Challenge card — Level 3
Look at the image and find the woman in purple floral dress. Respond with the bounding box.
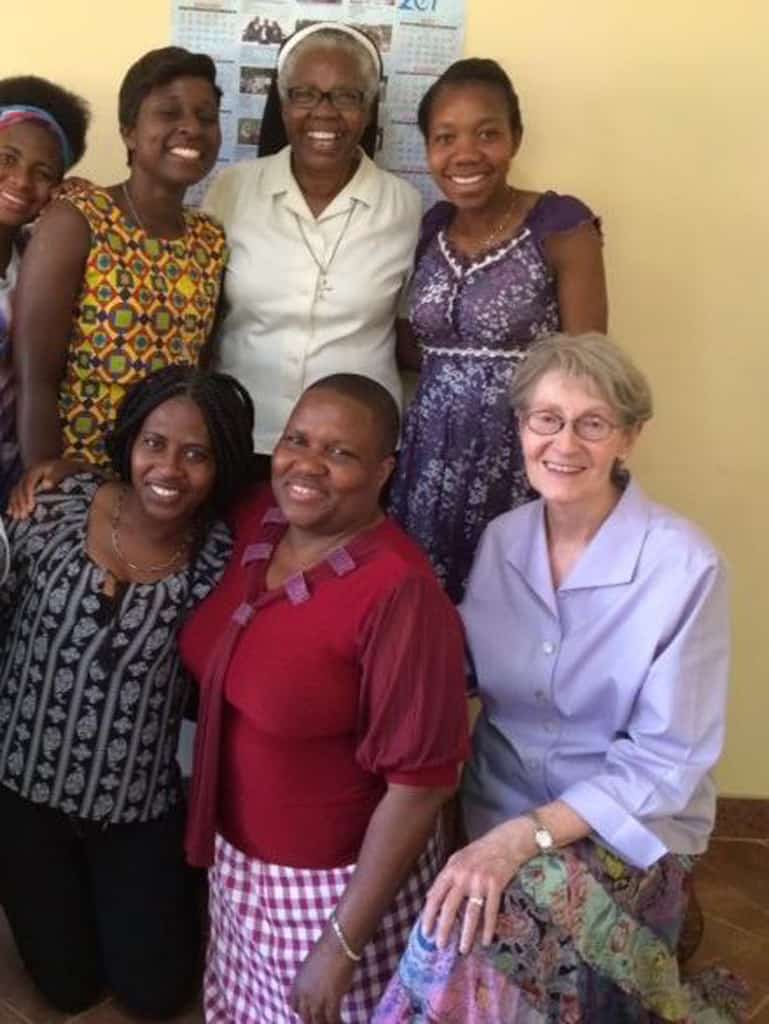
[389,59,607,602]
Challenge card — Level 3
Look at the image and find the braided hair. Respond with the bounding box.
[107,366,255,517]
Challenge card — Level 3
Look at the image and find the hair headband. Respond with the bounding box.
[0,105,74,170]
[277,22,383,78]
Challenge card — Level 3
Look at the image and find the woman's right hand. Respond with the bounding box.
[8,459,86,519]
[421,817,536,954]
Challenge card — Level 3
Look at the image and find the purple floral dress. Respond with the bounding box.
[389,192,599,602]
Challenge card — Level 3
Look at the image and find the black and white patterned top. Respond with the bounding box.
[0,474,232,823]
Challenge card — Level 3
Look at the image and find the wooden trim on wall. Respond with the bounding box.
[713,797,769,840]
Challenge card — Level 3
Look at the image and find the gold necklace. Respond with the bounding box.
[110,487,192,577]
[454,187,519,253]
[121,181,186,239]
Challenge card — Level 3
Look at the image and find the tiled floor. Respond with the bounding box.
[0,836,766,1023]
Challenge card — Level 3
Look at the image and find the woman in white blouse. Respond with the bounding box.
[205,23,421,470]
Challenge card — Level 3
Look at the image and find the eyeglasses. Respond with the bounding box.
[286,86,366,112]
[521,409,620,442]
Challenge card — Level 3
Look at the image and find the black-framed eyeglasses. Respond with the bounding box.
[286,86,366,112]
[521,409,620,443]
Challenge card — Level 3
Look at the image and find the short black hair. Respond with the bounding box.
[106,365,255,518]
[417,58,522,140]
[118,46,221,131]
[306,373,400,456]
[0,75,89,168]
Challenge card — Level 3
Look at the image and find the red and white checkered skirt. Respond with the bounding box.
[204,831,444,1023]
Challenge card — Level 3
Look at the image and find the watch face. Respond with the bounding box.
[535,827,554,851]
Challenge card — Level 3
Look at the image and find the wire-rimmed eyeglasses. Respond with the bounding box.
[520,409,620,443]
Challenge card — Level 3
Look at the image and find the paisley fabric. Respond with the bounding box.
[373,839,747,1023]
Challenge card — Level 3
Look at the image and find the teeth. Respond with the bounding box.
[149,484,180,498]
[543,462,582,474]
[287,482,322,498]
[0,191,27,208]
[307,131,338,141]
[169,147,200,160]
[450,174,485,185]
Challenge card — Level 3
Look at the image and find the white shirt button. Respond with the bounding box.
[543,641,556,655]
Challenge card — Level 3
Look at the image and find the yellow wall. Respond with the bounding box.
[1,1,767,795]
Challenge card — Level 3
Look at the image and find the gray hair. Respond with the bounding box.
[510,333,654,427]
[277,29,380,106]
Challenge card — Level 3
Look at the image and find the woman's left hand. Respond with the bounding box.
[290,930,357,1024]
[422,817,536,954]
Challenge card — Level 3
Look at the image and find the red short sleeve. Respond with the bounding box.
[355,573,470,785]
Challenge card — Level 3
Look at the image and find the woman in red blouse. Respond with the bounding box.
[181,373,469,1024]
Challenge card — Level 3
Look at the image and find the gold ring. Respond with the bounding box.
[468,895,485,907]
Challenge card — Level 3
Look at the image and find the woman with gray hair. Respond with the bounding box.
[375,334,745,1022]
[204,23,421,472]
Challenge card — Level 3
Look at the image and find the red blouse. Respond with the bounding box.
[181,486,469,869]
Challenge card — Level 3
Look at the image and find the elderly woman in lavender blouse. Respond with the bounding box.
[375,334,745,1024]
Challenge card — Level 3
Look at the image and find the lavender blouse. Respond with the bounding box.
[460,480,729,869]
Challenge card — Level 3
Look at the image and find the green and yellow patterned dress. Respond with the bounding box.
[57,183,226,465]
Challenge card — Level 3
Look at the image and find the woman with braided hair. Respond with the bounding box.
[0,365,254,1018]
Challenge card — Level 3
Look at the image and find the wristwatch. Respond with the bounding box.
[526,812,556,853]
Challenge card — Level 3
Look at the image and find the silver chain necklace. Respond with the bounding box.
[121,181,185,238]
[293,201,357,301]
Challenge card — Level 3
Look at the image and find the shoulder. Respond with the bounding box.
[205,157,270,198]
[422,200,453,230]
[17,472,100,533]
[368,516,442,579]
[195,518,233,575]
[184,207,227,247]
[229,483,275,540]
[56,181,112,219]
[28,193,93,245]
[527,190,601,241]
[360,519,462,624]
[202,157,275,225]
[640,494,723,578]
[482,498,540,547]
[363,159,422,217]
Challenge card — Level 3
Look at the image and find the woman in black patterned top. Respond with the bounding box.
[0,365,254,1018]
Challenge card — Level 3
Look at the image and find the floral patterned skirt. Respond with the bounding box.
[373,839,747,1023]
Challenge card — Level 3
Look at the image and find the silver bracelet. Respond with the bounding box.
[329,909,363,963]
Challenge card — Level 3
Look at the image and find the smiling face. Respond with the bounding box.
[271,388,394,537]
[0,121,63,229]
[520,371,638,512]
[121,76,221,188]
[426,82,519,211]
[130,396,216,525]
[281,45,371,178]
